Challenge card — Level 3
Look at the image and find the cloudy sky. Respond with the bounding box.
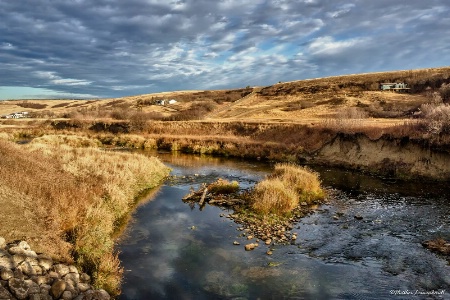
[0,0,449,100]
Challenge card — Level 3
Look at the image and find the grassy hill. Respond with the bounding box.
[1,66,449,126]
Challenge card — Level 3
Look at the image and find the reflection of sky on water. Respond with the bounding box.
[119,154,450,300]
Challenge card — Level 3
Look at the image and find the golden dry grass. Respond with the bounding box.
[272,163,325,202]
[0,136,170,295]
[207,178,240,195]
[251,163,325,215]
[252,178,299,215]
[2,66,448,125]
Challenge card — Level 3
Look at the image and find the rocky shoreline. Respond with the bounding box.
[0,237,110,300]
[225,202,316,254]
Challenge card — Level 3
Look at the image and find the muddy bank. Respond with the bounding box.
[311,133,450,180]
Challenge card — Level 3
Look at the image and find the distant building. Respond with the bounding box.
[168,99,177,104]
[1,111,29,119]
[380,82,410,92]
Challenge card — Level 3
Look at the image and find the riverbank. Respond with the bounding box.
[13,119,450,180]
[0,136,170,296]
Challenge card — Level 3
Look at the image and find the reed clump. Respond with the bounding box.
[250,163,325,215]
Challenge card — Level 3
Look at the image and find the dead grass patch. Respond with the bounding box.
[250,163,325,215]
[0,136,170,295]
[207,178,240,195]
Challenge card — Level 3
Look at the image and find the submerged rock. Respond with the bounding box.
[422,238,450,256]
[244,243,258,251]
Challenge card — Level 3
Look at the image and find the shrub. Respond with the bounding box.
[52,102,72,108]
[16,101,48,109]
[129,112,149,131]
[419,103,450,134]
[110,109,130,120]
[440,83,450,102]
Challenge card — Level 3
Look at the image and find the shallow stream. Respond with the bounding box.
[118,153,450,300]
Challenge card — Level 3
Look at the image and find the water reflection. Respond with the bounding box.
[118,152,450,300]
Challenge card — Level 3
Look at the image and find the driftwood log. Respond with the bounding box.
[182,184,243,208]
[199,188,208,206]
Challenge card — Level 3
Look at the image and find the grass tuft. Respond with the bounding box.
[250,163,325,215]
[207,178,239,195]
[251,178,298,215]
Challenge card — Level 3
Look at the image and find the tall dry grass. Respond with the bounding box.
[0,136,170,295]
[29,134,102,148]
[251,163,325,215]
[0,140,80,260]
[252,178,299,214]
[272,163,324,201]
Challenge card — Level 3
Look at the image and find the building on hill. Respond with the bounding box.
[1,111,29,119]
[380,82,410,92]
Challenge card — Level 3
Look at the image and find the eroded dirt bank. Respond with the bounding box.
[312,133,450,180]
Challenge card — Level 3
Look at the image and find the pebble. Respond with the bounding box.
[244,243,258,251]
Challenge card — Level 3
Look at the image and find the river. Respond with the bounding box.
[118,152,450,300]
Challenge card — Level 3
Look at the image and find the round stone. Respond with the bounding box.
[50,279,66,299]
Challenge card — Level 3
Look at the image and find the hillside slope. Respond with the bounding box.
[0,66,449,124]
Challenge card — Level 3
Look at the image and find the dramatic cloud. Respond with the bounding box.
[0,0,449,99]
